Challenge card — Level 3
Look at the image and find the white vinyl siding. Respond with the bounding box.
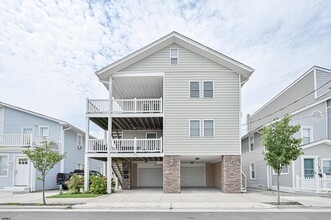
[203,81,214,98]
[190,81,200,98]
[190,120,200,137]
[315,68,331,98]
[203,120,214,137]
[0,155,9,177]
[77,134,83,151]
[250,163,256,179]
[170,48,179,65]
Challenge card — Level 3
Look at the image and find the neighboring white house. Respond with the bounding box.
[242,66,331,194]
[0,101,102,192]
[84,31,254,193]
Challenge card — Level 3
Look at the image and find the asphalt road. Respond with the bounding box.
[0,211,331,220]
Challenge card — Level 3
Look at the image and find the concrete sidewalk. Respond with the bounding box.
[1,188,331,211]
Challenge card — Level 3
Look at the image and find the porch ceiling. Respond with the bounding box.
[90,157,163,162]
[113,76,163,99]
[91,117,163,131]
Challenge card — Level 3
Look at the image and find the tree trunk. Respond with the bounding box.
[277,172,280,205]
[42,175,46,205]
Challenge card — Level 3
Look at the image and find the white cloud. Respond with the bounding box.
[0,0,330,135]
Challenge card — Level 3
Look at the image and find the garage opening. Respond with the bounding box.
[137,162,163,187]
[181,163,206,188]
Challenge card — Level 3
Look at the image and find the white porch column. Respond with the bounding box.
[107,76,113,194]
[84,155,90,191]
[107,155,112,193]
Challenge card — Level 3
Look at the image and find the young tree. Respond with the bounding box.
[23,141,65,205]
[261,114,303,205]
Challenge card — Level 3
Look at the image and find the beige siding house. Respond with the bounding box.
[84,32,254,193]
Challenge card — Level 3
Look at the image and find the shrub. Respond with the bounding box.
[67,174,84,194]
[89,176,107,194]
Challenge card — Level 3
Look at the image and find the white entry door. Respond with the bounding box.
[14,157,29,186]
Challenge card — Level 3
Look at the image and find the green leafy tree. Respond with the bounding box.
[23,141,65,205]
[261,114,303,205]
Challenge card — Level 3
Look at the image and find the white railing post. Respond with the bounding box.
[30,134,34,147]
[160,97,163,113]
[86,98,89,113]
[160,137,163,153]
[134,98,137,113]
[134,137,137,153]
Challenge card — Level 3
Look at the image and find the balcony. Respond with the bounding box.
[87,138,163,155]
[0,134,45,147]
[87,98,163,115]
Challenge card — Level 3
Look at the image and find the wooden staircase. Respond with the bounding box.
[112,160,123,188]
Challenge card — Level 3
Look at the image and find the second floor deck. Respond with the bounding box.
[87,98,163,116]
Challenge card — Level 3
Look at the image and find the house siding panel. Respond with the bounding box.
[122,43,229,72]
[164,71,240,155]
[0,107,4,134]
[316,69,331,97]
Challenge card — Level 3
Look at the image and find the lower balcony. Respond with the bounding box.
[0,134,44,147]
[87,138,163,155]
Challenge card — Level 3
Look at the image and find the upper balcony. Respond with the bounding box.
[0,134,59,150]
[86,98,163,117]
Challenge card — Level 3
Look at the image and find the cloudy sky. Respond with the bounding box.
[1,0,331,136]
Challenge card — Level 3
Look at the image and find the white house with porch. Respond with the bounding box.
[242,66,331,194]
[84,31,254,193]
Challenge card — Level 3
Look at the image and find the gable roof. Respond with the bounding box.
[0,101,85,135]
[97,31,254,83]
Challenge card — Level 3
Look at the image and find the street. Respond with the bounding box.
[0,211,331,220]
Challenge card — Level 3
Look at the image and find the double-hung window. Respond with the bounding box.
[250,164,256,179]
[323,160,331,175]
[203,120,214,137]
[39,126,49,140]
[170,49,179,65]
[302,127,313,145]
[249,135,254,152]
[272,165,289,175]
[190,120,200,137]
[203,81,213,98]
[0,155,8,177]
[77,134,83,151]
[190,81,200,98]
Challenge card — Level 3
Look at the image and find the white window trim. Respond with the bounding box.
[202,119,215,137]
[321,158,331,175]
[169,48,179,65]
[39,126,49,139]
[202,80,214,98]
[76,162,84,170]
[189,119,201,137]
[301,126,313,145]
[249,163,256,180]
[300,155,318,178]
[189,81,200,98]
[145,132,157,138]
[249,134,255,152]
[272,165,290,175]
[0,154,9,177]
[21,126,34,134]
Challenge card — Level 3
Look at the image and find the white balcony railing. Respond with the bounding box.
[0,134,46,147]
[87,138,163,154]
[87,98,163,114]
[296,175,331,192]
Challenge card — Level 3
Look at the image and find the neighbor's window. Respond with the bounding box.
[203,81,213,98]
[203,120,214,137]
[0,155,8,177]
[190,81,200,98]
[323,160,331,175]
[249,135,255,152]
[273,166,289,175]
[302,127,312,144]
[39,126,49,140]
[250,164,256,179]
[190,120,200,137]
[170,49,179,65]
[77,134,83,150]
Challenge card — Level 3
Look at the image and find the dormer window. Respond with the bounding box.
[170,49,178,65]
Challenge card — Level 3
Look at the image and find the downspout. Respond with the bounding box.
[60,126,71,173]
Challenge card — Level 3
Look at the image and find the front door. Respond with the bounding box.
[304,158,315,178]
[14,157,29,186]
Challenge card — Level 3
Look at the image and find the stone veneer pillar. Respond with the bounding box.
[163,155,180,193]
[221,155,241,193]
[122,161,131,190]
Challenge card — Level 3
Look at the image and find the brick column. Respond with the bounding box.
[122,161,131,190]
[163,155,180,193]
[221,155,241,193]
